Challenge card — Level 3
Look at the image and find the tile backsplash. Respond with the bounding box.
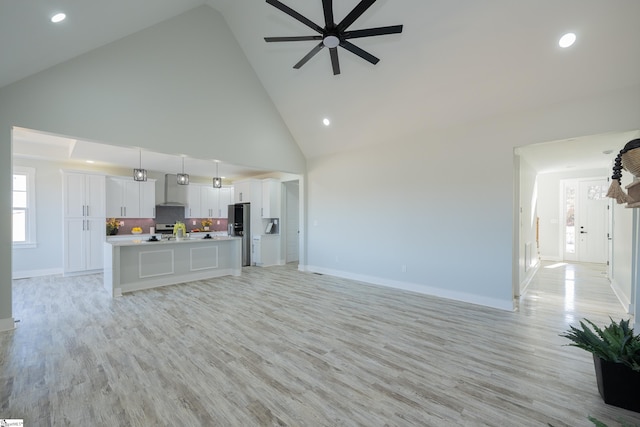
[107,205,229,235]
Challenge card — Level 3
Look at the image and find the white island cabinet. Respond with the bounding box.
[104,237,242,297]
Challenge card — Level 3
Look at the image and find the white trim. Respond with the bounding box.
[610,278,632,313]
[12,268,63,279]
[0,317,16,332]
[304,265,514,312]
[519,262,540,296]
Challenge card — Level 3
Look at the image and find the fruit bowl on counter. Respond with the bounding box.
[131,227,143,235]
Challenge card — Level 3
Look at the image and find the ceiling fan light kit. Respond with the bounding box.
[264,0,403,75]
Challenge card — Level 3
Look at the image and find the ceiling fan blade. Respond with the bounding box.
[265,35,323,42]
[293,42,325,69]
[266,0,324,34]
[337,0,376,32]
[344,25,403,39]
[322,0,335,28]
[329,47,340,75]
[339,40,379,65]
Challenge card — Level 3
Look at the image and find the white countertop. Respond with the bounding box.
[106,236,240,247]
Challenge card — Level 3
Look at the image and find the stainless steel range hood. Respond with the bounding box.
[158,174,188,206]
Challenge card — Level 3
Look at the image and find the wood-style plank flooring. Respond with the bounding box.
[2,262,640,426]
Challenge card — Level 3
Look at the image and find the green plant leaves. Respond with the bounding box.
[560,318,640,372]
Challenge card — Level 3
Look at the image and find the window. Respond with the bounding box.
[13,166,36,247]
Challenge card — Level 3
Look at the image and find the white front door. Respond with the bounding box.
[563,178,608,263]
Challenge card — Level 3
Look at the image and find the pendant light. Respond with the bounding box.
[133,149,147,182]
[177,157,189,185]
[212,161,222,188]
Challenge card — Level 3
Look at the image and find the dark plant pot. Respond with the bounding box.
[593,355,640,412]
[107,228,118,235]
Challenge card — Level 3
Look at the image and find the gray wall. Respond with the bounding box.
[0,5,305,328]
[304,86,640,310]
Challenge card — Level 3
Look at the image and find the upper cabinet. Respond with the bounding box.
[139,180,156,218]
[185,184,233,218]
[106,177,155,218]
[233,179,262,207]
[261,178,281,218]
[185,184,202,218]
[63,172,105,218]
[218,187,233,218]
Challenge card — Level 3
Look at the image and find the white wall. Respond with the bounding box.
[537,168,609,261]
[0,5,305,330]
[305,85,640,311]
[610,169,635,311]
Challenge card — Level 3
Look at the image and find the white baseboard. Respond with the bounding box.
[304,265,514,311]
[12,268,63,279]
[0,317,16,332]
[519,262,540,296]
[610,278,632,313]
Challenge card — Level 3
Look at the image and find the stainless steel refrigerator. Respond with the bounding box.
[228,203,251,266]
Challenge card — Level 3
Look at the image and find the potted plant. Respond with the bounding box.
[201,218,213,231]
[106,218,119,235]
[561,318,640,412]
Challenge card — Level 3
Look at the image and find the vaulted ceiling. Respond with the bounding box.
[3,0,639,171]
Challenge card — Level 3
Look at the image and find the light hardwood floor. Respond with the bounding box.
[1,262,640,426]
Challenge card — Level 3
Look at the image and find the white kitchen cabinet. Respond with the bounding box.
[64,218,105,272]
[252,235,281,267]
[233,179,262,237]
[233,179,261,206]
[186,184,226,218]
[261,179,281,218]
[106,177,156,218]
[185,184,202,218]
[201,185,219,218]
[139,180,156,218]
[62,172,106,275]
[217,186,233,218]
[64,172,105,218]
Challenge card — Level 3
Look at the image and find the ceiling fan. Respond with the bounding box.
[264,0,403,75]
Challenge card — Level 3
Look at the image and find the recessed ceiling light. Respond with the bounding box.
[322,118,331,126]
[559,32,576,48]
[602,149,614,155]
[51,13,66,23]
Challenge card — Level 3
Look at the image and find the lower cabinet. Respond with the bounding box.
[64,218,105,273]
[252,235,281,267]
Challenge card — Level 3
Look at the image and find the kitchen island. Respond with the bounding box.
[104,236,242,297]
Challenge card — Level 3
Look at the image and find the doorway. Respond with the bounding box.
[561,178,608,263]
[283,180,299,264]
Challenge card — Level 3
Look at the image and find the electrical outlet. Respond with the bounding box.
[192,220,196,225]
[216,220,220,225]
[401,265,407,273]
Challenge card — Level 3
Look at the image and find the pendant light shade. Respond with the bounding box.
[133,149,147,182]
[177,157,189,185]
[213,162,222,188]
